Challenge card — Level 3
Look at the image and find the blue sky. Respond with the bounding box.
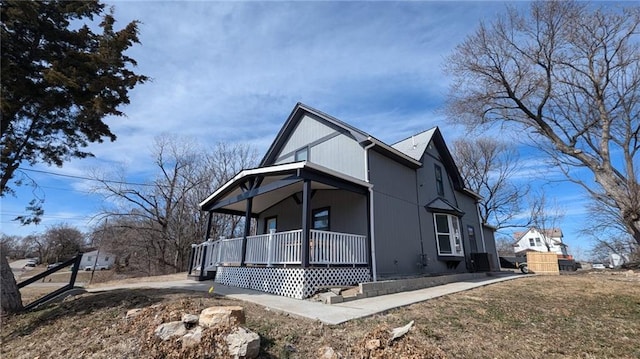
[1,1,596,259]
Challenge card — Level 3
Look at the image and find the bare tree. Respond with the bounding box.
[42,223,85,263]
[21,224,84,264]
[589,236,638,263]
[445,1,640,245]
[495,236,515,257]
[0,233,23,259]
[452,137,527,229]
[529,192,565,252]
[92,136,257,275]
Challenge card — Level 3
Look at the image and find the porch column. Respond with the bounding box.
[301,179,311,267]
[240,197,252,266]
[204,211,213,241]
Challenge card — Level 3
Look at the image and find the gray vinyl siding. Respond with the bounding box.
[415,145,501,273]
[256,190,367,236]
[311,135,365,180]
[279,115,335,155]
[273,114,365,180]
[368,150,423,277]
[420,145,457,202]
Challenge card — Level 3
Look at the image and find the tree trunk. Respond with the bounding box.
[1,255,23,314]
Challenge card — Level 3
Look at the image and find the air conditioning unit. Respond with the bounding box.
[471,252,494,272]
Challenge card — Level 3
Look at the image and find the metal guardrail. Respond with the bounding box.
[17,253,83,311]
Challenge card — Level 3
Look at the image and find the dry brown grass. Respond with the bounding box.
[2,271,639,358]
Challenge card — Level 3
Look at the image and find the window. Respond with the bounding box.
[265,216,277,234]
[467,225,477,253]
[529,238,535,246]
[434,165,444,196]
[312,207,330,231]
[104,257,110,261]
[295,147,308,161]
[535,237,542,246]
[434,213,463,256]
[87,256,93,261]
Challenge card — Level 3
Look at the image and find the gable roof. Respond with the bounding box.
[260,103,467,191]
[512,227,564,243]
[425,197,465,216]
[391,128,436,161]
[260,103,422,168]
[392,127,465,191]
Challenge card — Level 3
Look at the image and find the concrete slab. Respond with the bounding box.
[85,274,524,325]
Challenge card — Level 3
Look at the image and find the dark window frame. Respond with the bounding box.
[434,164,444,196]
[312,207,330,231]
[295,146,309,162]
[264,216,277,234]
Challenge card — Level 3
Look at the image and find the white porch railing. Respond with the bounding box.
[310,229,368,265]
[191,229,368,271]
[246,229,302,265]
[216,237,243,264]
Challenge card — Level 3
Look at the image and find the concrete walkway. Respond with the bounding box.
[86,274,523,325]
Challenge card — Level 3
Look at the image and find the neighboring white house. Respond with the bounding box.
[81,250,115,270]
[512,227,569,256]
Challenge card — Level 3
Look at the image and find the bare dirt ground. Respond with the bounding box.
[2,270,639,358]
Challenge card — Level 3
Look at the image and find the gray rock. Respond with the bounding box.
[182,313,200,325]
[225,327,260,359]
[155,321,187,341]
[182,326,204,348]
[125,308,143,321]
[200,306,245,327]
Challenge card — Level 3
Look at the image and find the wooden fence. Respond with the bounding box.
[526,252,559,275]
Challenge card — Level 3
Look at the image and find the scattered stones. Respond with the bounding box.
[154,321,187,341]
[225,326,260,359]
[136,305,260,357]
[200,306,246,327]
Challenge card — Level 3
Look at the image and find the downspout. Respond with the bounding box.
[364,142,377,282]
[476,201,487,252]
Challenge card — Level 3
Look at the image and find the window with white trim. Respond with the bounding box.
[434,213,463,256]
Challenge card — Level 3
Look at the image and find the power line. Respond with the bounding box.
[21,168,154,187]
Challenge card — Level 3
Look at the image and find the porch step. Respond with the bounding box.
[187,271,216,281]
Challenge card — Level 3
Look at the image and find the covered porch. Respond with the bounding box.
[190,161,373,298]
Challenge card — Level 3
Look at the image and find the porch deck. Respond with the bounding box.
[188,229,371,298]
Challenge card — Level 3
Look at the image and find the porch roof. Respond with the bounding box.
[199,161,372,215]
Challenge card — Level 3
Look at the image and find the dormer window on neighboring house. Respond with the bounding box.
[295,147,308,161]
[434,164,444,196]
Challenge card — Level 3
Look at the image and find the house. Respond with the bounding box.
[80,250,115,270]
[192,103,499,298]
[512,227,569,256]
